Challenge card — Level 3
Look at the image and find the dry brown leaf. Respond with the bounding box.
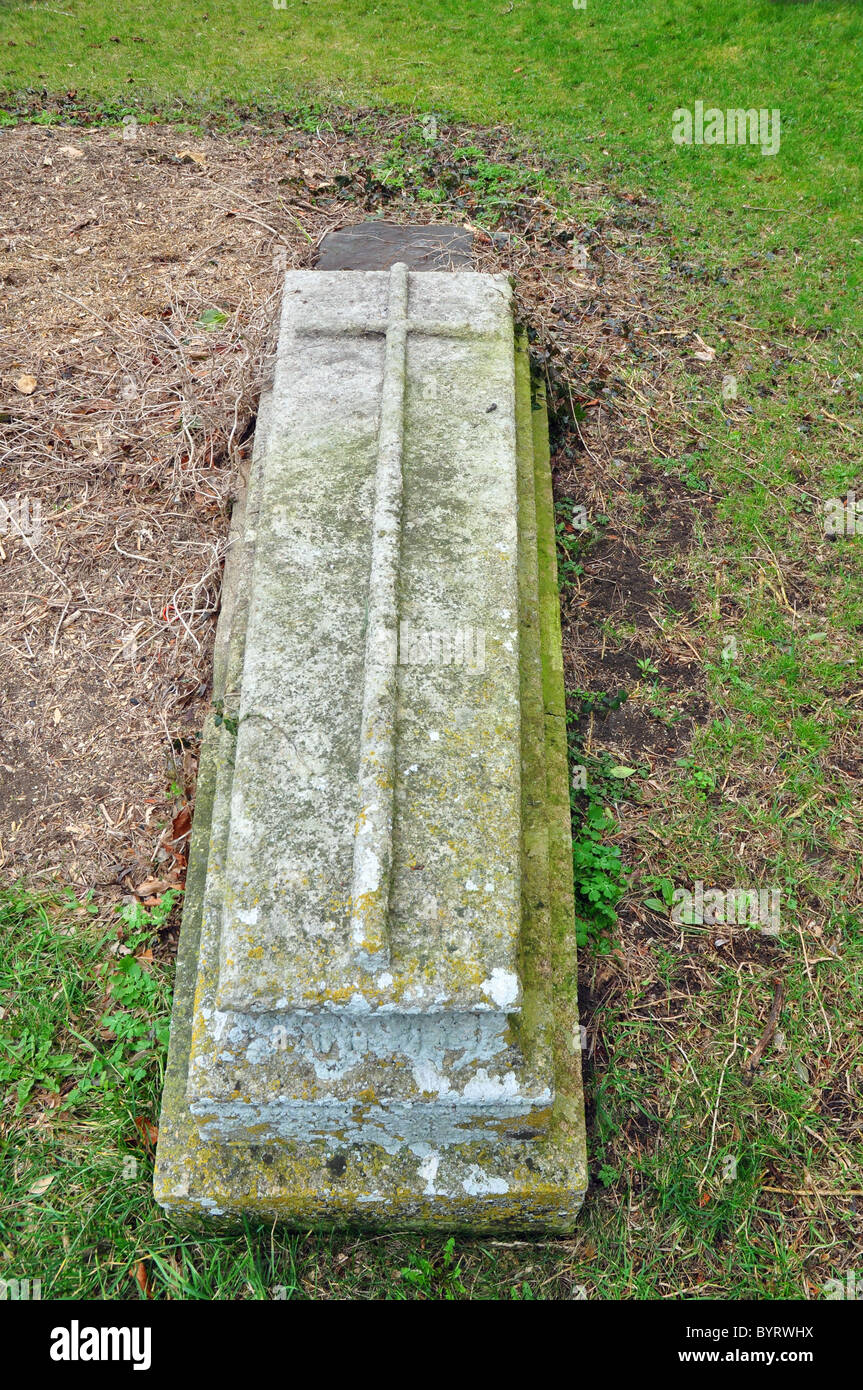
[134,877,171,897]
[131,1260,153,1299]
[14,374,37,394]
[29,1174,56,1196]
[134,1115,159,1150]
[692,334,716,362]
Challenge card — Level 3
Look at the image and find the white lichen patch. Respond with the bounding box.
[418,1153,441,1196]
[480,969,519,1008]
[461,1166,510,1197]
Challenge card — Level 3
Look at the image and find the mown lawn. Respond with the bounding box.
[0,0,861,1300]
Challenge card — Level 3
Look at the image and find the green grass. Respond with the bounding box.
[1,2,861,217]
[1,0,862,1300]
[2,3,862,243]
[1,884,859,1298]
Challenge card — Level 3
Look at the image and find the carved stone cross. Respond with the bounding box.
[297,261,493,971]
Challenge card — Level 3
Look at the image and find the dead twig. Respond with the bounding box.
[743,975,785,1085]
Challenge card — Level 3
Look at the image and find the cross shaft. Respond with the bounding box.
[295,262,496,973]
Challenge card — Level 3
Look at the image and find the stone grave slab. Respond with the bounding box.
[153,261,587,1230]
[316,220,473,271]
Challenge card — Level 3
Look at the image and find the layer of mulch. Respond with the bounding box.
[0,113,718,904]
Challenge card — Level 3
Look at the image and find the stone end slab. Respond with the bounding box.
[316,221,473,271]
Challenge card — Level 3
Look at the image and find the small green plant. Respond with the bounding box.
[0,1029,78,1110]
[566,701,631,951]
[398,1237,467,1299]
[555,533,583,584]
[213,699,239,736]
[570,748,642,806]
[636,656,660,678]
[572,802,628,951]
[642,874,675,914]
[569,688,629,721]
[115,892,178,935]
[555,498,589,586]
[676,450,712,492]
[645,683,681,726]
[675,756,716,796]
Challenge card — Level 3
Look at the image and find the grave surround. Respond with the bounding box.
[154,228,587,1229]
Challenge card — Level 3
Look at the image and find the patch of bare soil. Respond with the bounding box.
[0,114,714,907]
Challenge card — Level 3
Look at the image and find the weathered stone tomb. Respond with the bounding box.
[154,238,586,1229]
